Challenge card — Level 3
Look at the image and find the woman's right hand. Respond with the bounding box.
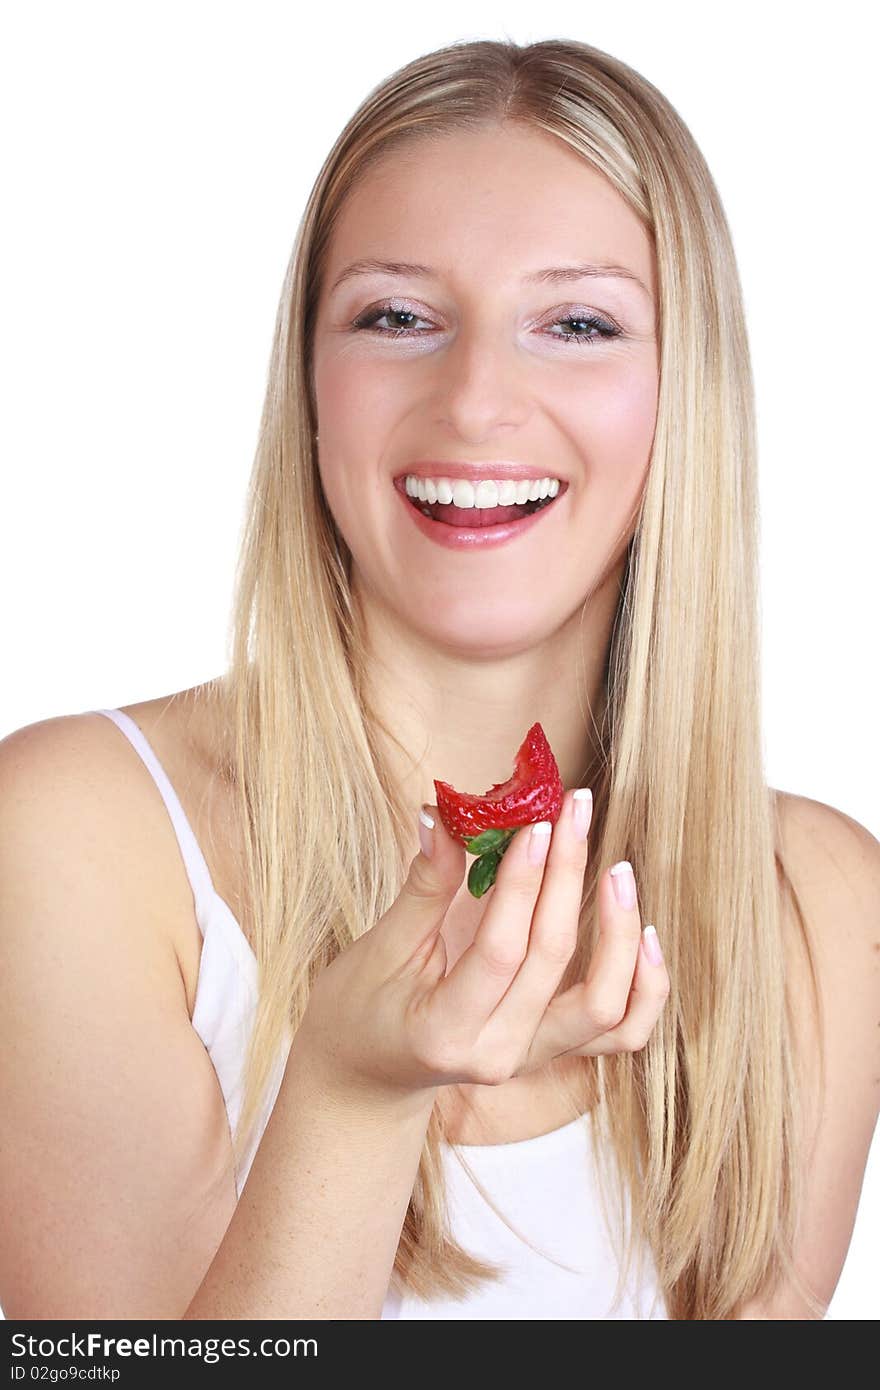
[297,789,671,1101]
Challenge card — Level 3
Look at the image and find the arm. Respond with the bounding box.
[0,716,434,1320]
[183,1038,435,1319]
[734,792,880,1318]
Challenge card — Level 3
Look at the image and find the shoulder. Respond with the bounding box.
[0,702,206,972]
[773,788,880,1024]
[0,706,173,901]
[774,787,880,904]
[0,707,240,1316]
[0,707,119,779]
[736,788,880,1318]
[0,685,228,845]
[0,687,242,992]
[0,711,145,846]
[0,703,183,834]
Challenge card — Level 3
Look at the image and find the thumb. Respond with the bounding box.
[392,804,465,928]
[369,806,466,976]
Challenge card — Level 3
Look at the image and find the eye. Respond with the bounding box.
[351,300,433,337]
[544,309,622,346]
[349,299,623,346]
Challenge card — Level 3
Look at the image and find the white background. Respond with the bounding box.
[1,1,877,1320]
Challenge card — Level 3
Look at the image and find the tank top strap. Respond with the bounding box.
[92,707,215,928]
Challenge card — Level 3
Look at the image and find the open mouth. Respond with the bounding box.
[394,478,568,527]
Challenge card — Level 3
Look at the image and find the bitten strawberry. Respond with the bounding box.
[434,722,564,898]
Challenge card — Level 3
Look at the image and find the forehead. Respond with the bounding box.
[324,124,655,301]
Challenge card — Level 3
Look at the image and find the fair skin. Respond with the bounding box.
[311,126,658,864]
[310,121,659,1132]
[1,121,876,1317]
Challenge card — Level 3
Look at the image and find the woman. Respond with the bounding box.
[1,37,878,1322]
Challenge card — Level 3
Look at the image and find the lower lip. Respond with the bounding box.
[393,482,567,550]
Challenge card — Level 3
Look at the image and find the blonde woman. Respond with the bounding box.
[1,37,878,1322]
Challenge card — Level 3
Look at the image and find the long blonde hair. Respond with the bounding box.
[209,36,827,1319]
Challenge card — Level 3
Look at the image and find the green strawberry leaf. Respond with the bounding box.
[466,828,521,897]
[464,826,516,855]
[468,850,500,898]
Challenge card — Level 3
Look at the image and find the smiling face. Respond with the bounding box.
[310,121,659,656]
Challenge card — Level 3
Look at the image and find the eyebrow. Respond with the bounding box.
[328,257,650,298]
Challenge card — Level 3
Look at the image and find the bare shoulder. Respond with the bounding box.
[774,787,880,1055]
[0,686,243,1012]
[0,695,240,1316]
[774,787,880,912]
[0,704,196,978]
[735,788,880,1318]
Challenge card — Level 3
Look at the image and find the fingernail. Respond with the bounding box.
[610,860,637,910]
[528,820,552,865]
[418,806,435,859]
[642,924,663,966]
[572,788,593,841]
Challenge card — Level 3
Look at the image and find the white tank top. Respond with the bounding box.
[94,707,667,1320]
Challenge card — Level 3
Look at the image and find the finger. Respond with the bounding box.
[431,807,554,1037]
[479,788,592,1046]
[377,803,465,970]
[572,924,670,1055]
[524,858,644,1070]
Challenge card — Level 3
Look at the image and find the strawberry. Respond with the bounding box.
[433,722,564,898]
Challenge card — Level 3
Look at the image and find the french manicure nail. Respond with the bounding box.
[528,820,552,865]
[418,806,435,859]
[573,788,593,841]
[610,860,637,910]
[642,924,663,966]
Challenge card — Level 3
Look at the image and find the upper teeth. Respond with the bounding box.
[404,476,561,508]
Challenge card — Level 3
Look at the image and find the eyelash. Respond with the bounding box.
[350,301,622,347]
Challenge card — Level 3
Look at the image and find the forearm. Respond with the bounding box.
[182,1036,437,1320]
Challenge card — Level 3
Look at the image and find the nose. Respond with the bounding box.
[431,316,532,442]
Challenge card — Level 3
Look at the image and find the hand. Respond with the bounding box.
[298,789,671,1098]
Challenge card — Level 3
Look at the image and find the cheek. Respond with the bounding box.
[313,352,405,449]
[565,366,658,498]
[553,368,657,578]
[313,363,391,536]
[578,367,657,455]
[316,457,384,557]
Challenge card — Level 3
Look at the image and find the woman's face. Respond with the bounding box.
[311,122,659,656]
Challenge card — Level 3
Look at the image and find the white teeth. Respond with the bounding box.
[404,476,562,508]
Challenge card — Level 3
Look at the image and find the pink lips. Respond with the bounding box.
[393,476,567,551]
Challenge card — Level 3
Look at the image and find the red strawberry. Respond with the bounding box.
[434,723,564,898]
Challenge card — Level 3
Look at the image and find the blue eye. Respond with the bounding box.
[350,301,622,346]
[352,304,430,337]
[545,312,621,346]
